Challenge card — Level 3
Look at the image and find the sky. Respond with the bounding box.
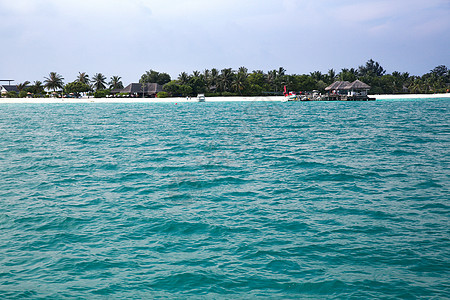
[1,0,449,85]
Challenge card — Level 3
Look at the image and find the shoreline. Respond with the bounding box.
[373,93,450,100]
[0,93,449,103]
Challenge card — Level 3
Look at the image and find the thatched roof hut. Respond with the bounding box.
[325,81,351,91]
[325,80,371,92]
[114,83,164,97]
[121,83,143,94]
[345,80,370,90]
[325,80,371,99]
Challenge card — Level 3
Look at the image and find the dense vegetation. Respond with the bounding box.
[162,61,449,97]
[2,60,449,98]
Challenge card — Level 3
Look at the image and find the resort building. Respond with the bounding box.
[111,83,163,98]
[0,85,19,96]
[325,81,351,96]
[325,80,373,100]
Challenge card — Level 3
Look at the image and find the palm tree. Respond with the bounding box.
[338,68,357,82]
[219,68,234,92]
[210,68,219,89]
[178,72,190,85]
[91,73,107,91]
[109,76,123,89]
[358,59,386,77]
[17,81,30,92]
[77,72,89,84]
[310,71,323,81]
[233,70,247,95]
[278,67,286,77]
[203,69,211,90]
[275,67,287,92]
[32,81,45,95]
[34,80,43,90]
[267,70,277,91]
[326,69,336,84]
[44,72,64,93]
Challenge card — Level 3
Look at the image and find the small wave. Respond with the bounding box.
[414,179,444,189]
[418,202,449,210]
[307,171,364,182]
[1,100,449,299]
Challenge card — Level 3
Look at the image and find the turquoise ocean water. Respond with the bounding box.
[0,99,449,299]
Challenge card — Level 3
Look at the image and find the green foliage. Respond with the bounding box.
[338,68,357,82]
[17,81,30,92]
[16,60,450,99]
[296,75,316,92]
[316,80,328,93]
[163,81,182,96]
[25,81,45,96]
[221,91,237,97]
[247,84,264,95]
[77,72,90,84]
[248,72,266,87]
[44,72,64,92]
[109,76,124,90]
[94,89,110,98]
[6,91,18,98]
[204,92,221,97]
[64,81,91,96]
[140,70,171,85]
[179,85,192,97]
[431,65,448,77]
[156,91,168,98]
[177,72,190,85]
[163,81,192,97]
[92,73,107,91]
[189,76,206,95]
[358,59,386,77]
[19,90,28,98]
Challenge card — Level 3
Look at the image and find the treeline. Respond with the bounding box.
[3,72,125,98]
[158,60,449,97]
[3,60,449,98]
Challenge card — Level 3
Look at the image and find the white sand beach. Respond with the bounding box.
[373,93,450,100]
[0,94,449,103]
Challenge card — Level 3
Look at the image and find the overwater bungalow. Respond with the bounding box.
[324,80,374,101]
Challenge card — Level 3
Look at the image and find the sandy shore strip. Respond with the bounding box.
[0,94,449,103]
[374,93,450,100]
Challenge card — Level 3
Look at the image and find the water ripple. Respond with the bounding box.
[0,100,449,298]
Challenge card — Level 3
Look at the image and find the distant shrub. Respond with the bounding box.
[6,91,18,98]
[156,92,168,98]
[19,91,28,98]
[370,87,384,94]
[205,92,221,97]
[179,85,192,97]
[221,91,237,97]
[94,89,110,98]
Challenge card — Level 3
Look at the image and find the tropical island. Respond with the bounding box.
[1,60,449,100]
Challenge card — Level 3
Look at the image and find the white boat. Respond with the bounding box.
[197,94,205,102]
[283,85,299,101]
[286,94,299,101]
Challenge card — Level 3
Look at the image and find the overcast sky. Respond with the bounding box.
[1,0,449,85]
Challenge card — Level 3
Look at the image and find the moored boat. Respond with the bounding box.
[197,94,205,102]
